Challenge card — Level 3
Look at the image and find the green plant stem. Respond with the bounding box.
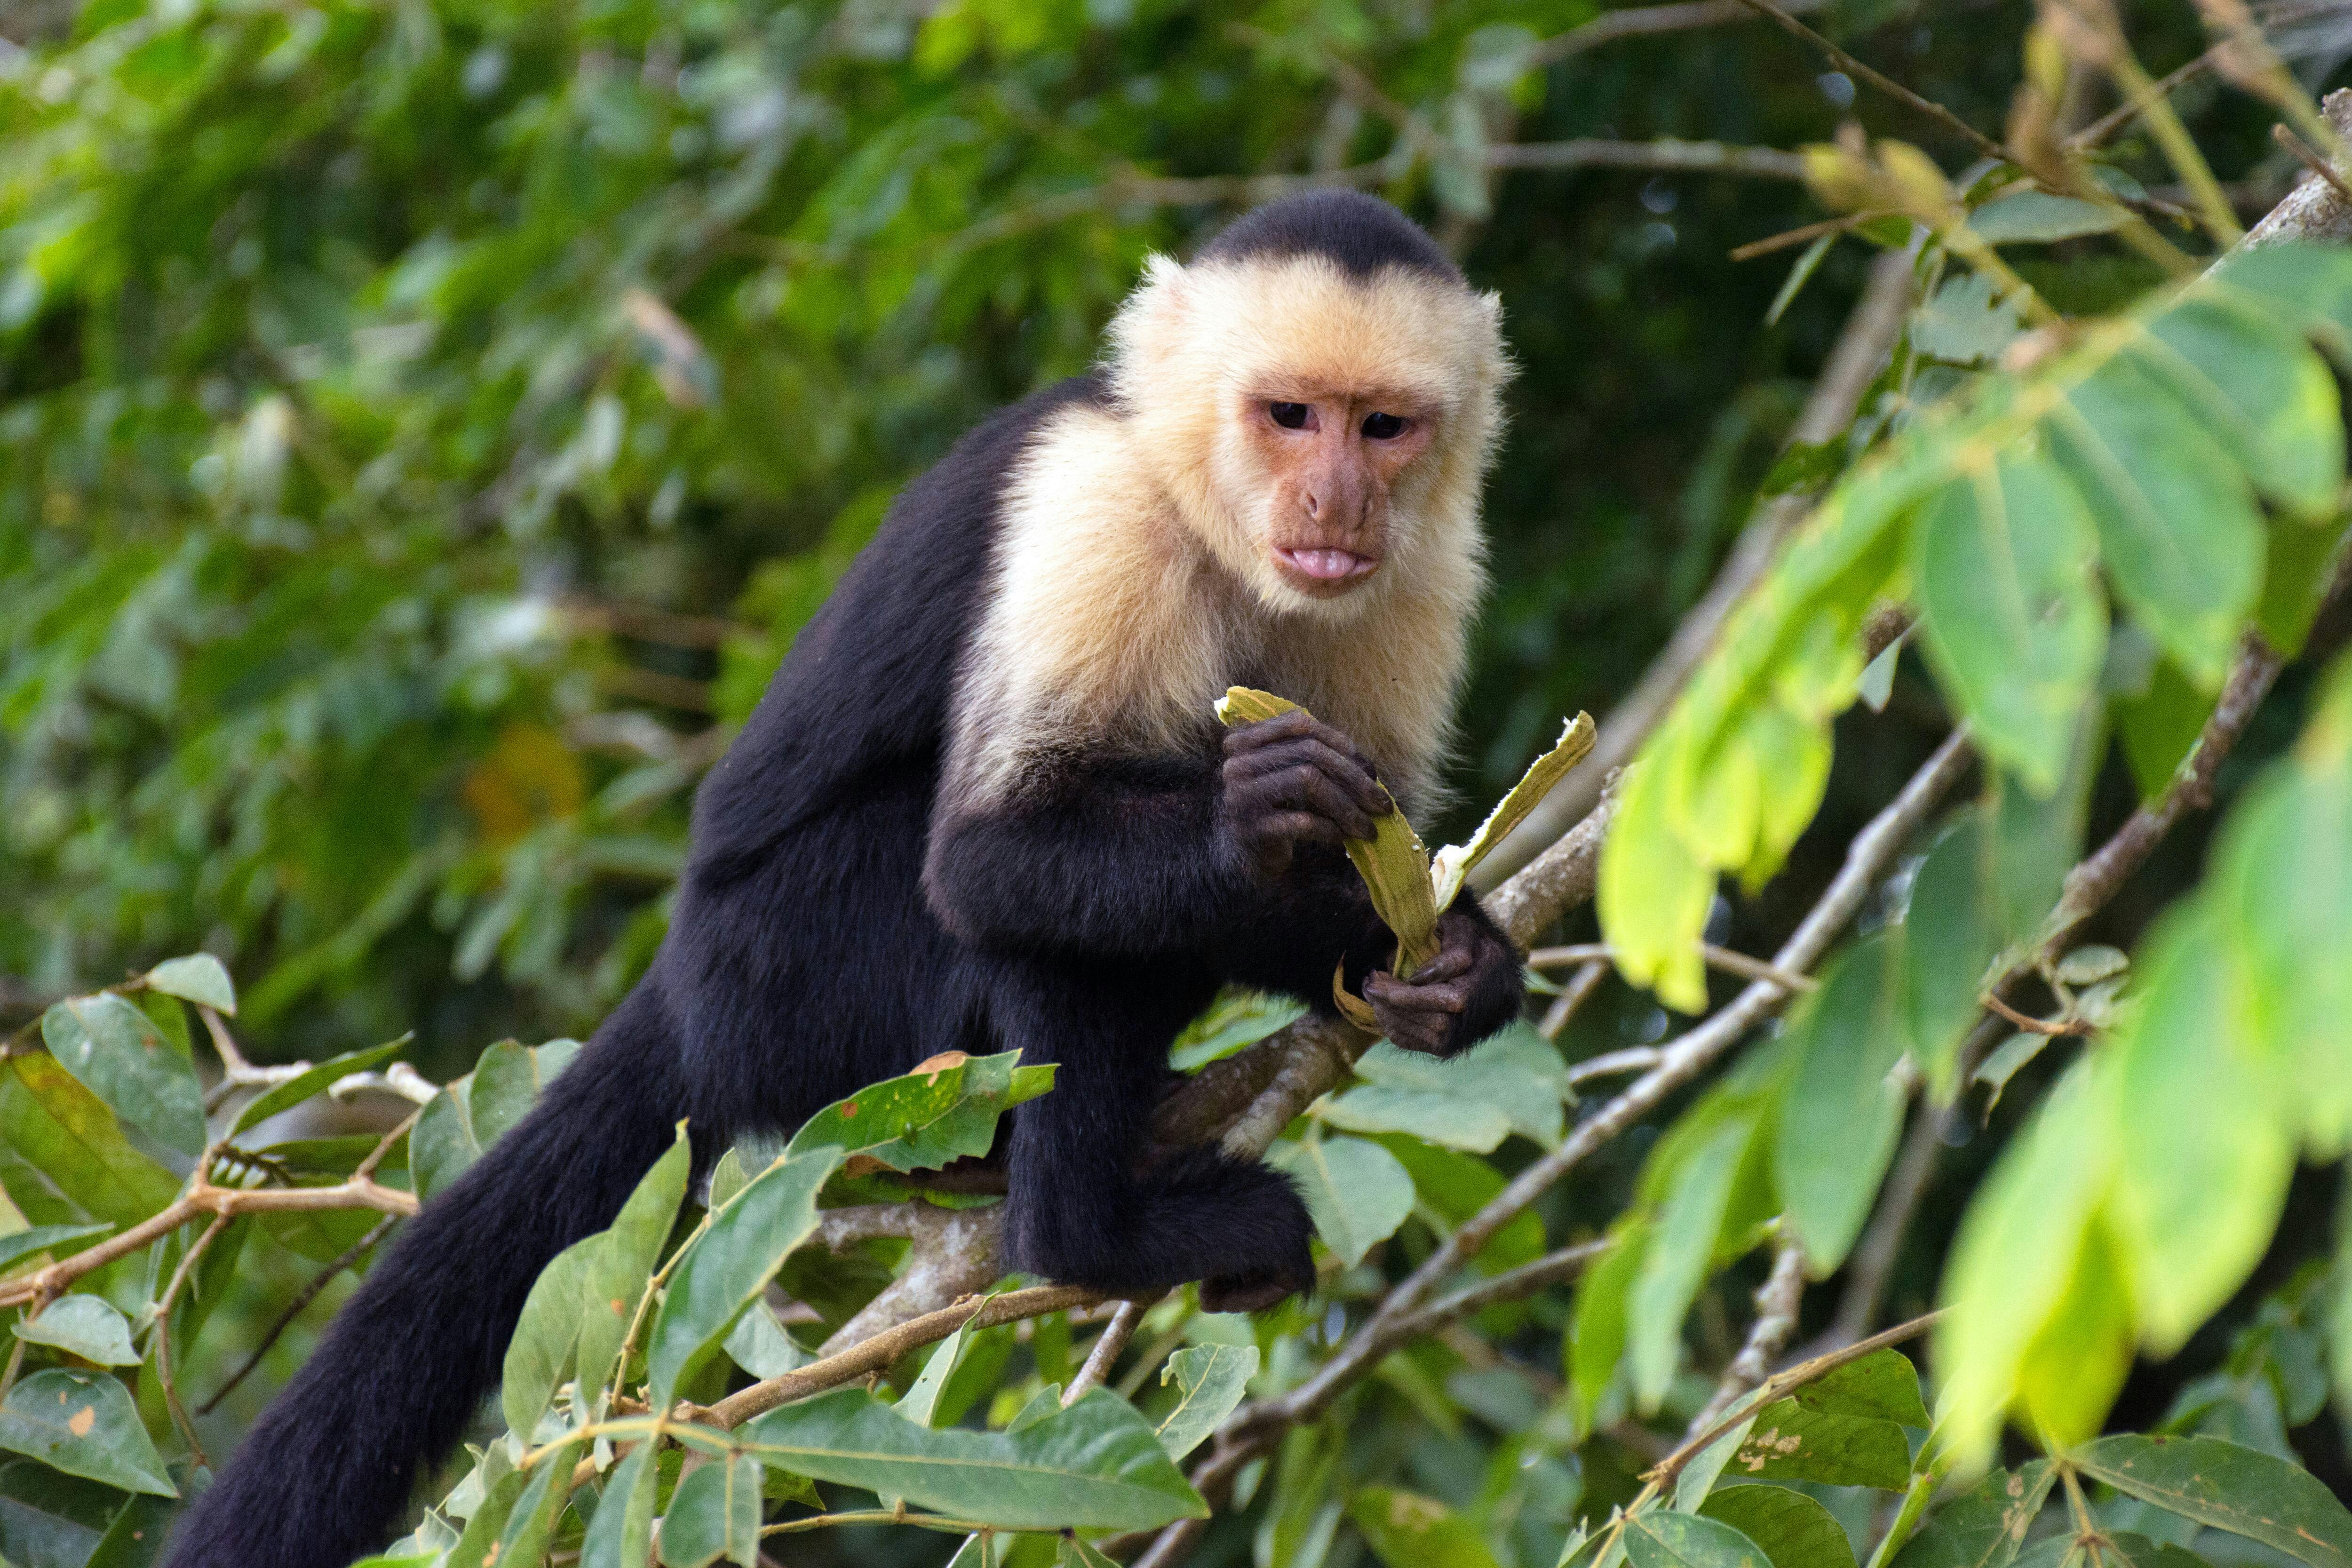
[764,1509,1002,1536]
[1863,1470,1942,1568]
[2107,54,2242,243]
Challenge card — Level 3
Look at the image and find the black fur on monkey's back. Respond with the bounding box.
[168,195,1523,1568]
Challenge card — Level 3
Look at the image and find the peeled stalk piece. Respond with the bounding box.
[1214,687,1595,1012]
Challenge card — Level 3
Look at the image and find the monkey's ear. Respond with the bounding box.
[1107,255,1197,385]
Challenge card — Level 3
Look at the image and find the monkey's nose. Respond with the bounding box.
[1303,489,1321,518]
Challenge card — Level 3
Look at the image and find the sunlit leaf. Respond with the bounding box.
[1268,1134,1414,1269]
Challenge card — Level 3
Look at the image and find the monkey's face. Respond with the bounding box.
[1242,386,1436,601]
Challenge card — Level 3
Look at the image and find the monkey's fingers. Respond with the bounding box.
[1224,738,1386,826]
[1402,946,1475,986]
[1224,710,1380,788]
[1364,972,1472,1014]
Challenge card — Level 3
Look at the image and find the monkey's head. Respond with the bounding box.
[1108,191,1512,619]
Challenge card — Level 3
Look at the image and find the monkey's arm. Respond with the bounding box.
[925,710,1390,960]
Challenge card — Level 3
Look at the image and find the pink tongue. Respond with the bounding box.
[1293,549,1361,579]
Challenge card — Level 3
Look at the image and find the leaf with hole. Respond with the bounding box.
[0,1371,175,1496]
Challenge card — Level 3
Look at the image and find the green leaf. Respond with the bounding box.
[2106,904,2291,1353]
[1349,1488,1504,1568]
[1570,1221,1648,1428]
[1902,815,2004,1098]
[1969,190,2125,243]
[723,1303,810,1382]
[578,1126,693,1414]
[582,1439,660,1568]
[13,1296,139,1367]
[491,1440,583,1568]
[139,955,237,1016]
[41,995,206,1156]
[1599,756,1720,1014]
[2257,517,2351,660]
[786,1050,1051,1171]
[0,1371,175,1497]
[1624,1509,1772,1568]
[0,1223,113,1277]
[1374,1137,1545,1271]
[1170,991,1307,1071]
[646,1148,835,1406]
[1775,934,1910,1273]
[659,1453,761,1568]
[444,1465,529,1568]
[2074,1434,2352,1568]
[502,1233,603,1443]
[229,1038,408,1136]
[1629,1114,1755,1409]
[1154,1344,1259,1461]
[1722,1397,1912,1489]
[2043,355,2263,688]
[898,1312,979,1429]
[0,1056,181,1230]
[1910,451,2107,793]
[2130,297,2343,523]
[1701,1484,1859,1568]
[1914,273,2028,365]
[411,1039,580,1201]
[1887,1463,2056,1568]
[2220,677,2352,1155]
[739,1386,1207,1532]
[1935,1060,2115,1466]
[1267,1134,1415,1269]
[1326,1029,1566,1152]
[2114,655,2210,801]
[1796,1347,1931,1426]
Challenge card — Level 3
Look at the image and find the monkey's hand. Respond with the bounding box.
[1216,708,1388,880]
[1365,905,1521,1057]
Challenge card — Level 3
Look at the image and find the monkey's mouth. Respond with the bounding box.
[1276,547,1381,583]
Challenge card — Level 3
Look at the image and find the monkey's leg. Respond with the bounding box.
[993,955,1315,1314]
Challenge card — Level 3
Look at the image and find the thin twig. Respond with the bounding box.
[1688,1227,1807,1433]
[1980,993,2073,1036]
[697,1284,1104,1430]
[1540,960,1613,1040]
[1531,0,1828,65]
[1722,0,2007,161]
[0,1168,417,1311]
[151,1213,231,1469]
[198,1214,398,1415]
[2273,121,2352,204]
[1528,943,1819,993]
[1489,139,1808,180]
[2071,48,2216,149]
[1566,1046,1664,1085]
[1064,1297,1156,1407]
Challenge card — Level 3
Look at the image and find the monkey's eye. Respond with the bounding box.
[1268,401,1311,430]
[1361,412,1408,440]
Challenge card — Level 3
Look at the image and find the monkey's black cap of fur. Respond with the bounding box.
[1197,189,1461,283]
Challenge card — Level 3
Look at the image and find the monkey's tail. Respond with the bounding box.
[165,982,689,1568]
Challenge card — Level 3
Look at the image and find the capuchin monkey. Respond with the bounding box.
[167,190,1525,1568]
